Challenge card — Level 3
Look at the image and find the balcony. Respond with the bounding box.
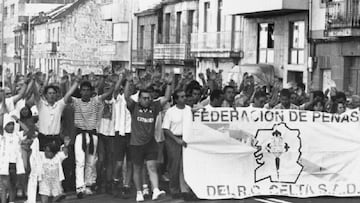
[326,0,360,37]
[223,0,308,16]
[132,49,153,65]
[191,32,243,58]
[33,42,57,53]
[100,2,113,21]
[153,43,192,61]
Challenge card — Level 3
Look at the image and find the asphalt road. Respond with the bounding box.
[41,194,360,203]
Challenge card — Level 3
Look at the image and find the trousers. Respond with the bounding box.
[75,131,98,192]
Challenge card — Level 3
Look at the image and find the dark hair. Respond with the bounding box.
[254,91,267,100]
[280,89,291,98]
[298,83,306,91]
[223,85,235,93]
[172,89,185,102]
[210,89,223,102]
[45,142,60,155]
[44,85,59,95]
[20,105,33,120]
[312,90,325,100]
[335,91,346,102]
[80,81,94,91]
[139,88,152,98]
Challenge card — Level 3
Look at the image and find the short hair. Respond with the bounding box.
[223,85,235,93]
[172,89,185,101]
[280,89,291,98]
[80,81,94,91]
[335,91,346,101]
[254,91,267,100]
[298,83,306,91]
[139,88,152,98]
[44,85,59,95]
[44,142,60,154]
[312,90,325,100]
[210,89,223,102]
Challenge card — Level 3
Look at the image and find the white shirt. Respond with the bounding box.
[115,94,131,135]
[162,105,192,136]
[37,98,66,135]
[98,98,116,136]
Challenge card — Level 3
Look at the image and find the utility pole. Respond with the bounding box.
[1,0,5,88]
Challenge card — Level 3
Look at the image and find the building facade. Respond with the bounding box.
[192,0,243,83]
[153,0,198,76]
[223,0,310,88]
[2,0,73,75]
[311,0,360,94]
[31,0,114,75]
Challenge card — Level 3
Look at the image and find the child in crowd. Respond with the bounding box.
[38,138,69,203]
[0,113,27,203]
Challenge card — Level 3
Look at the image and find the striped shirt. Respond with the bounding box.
[72,96,101,130]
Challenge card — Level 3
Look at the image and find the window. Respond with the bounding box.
[113,22,129,42]
[139,25,145,50]
[151,24,155,50]
[4,7,7,19]
[165,13,171,43]
[289,21,305,65]
[47,29,51,42]
[204,2,210,32]
[258,23,274,63]
[217,0,223,32]
[10,4,14,17]
[176,12,182,43]
[52,28,55,42]
[3,43,7,54]
[188,10,195,43]
[57,27,60,45]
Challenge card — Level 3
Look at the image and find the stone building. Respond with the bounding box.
[31,0,114,75]
[3,0,73,74]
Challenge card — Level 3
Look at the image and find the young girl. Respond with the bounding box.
[0,113,26,203]
[38,139,69,203]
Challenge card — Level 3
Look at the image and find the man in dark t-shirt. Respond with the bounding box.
[125,75,172,202]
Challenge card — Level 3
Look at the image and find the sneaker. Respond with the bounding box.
[136,192,144,202]
[152,189,166,200]
[142,187,150,199]
[122,186,131,199]
[84,187,94,195]
[76,192,84,199]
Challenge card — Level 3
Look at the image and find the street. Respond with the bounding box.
[47,194,360,203]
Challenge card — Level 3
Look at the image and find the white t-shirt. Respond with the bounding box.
[98,98,116,136]
[115,94,131,135]
[162,105,192,136]
[6,131,23,163]
[37,98,66,135]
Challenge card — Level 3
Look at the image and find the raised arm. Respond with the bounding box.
[113,73,124,98]
[12,81,28,105]
[124,73,135,107]
[160,74,174,106]
[99,79,115,101]
[63,70,81,104]
[32,77,41,104]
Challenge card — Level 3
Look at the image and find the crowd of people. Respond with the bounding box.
[0,67,358,203]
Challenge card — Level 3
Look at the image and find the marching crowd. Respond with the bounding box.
[0,67,358,203]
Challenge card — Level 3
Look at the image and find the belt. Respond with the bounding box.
[38,132,60,137]
[76,128,96,155]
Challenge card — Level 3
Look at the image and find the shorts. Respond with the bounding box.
[114,132,131,162]
[130,138,158,166]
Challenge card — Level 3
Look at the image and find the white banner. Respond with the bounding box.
[183,108,360,199]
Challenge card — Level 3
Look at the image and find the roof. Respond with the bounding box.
[135,3,162,17]
[31,0,89,25]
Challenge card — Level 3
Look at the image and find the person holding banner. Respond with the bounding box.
[274,89,299,110]
[162,89,192,199]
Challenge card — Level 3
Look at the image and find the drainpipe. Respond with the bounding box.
[1,0,5,88]
[308,0,313,92]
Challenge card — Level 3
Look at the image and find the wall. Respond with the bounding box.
[242,12,309,86]
[137,13,158,50]
[32,0,114,74]
[161,0,199,44]
[310,0,326,39]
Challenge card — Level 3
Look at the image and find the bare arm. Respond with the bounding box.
[163,129,187,147]
[124,79,135,107]
[160,74,174,106]
[12,82,27,105]
[113,74,124,98]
